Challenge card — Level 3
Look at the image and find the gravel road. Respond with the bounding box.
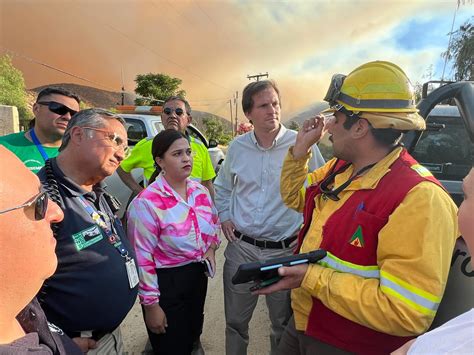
[121,245,271,355]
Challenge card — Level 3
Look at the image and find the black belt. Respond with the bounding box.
[235,231,297,249]
[68,329,112,341]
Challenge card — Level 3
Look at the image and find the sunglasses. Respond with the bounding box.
[0,191,49,221]
[163,107,185,116]
[82,127,131,158]
[37,101,78,117]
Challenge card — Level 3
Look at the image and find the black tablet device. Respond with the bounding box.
[232,249,327,285]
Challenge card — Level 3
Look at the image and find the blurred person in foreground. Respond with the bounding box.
[0,87,80,173]
[0,146,81,354]
[127,129,220,355]
[393,166,474,354]
[37,109,138,354]
[256,61,459,354]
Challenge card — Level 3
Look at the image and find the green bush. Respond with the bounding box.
[0,55,32,121]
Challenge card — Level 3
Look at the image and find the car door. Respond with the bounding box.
[404,81,474,329]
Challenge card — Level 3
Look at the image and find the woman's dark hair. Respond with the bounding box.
[149,129,188,184]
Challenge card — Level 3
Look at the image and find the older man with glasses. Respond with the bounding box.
[0,87,81,174]
[36,108,138,354]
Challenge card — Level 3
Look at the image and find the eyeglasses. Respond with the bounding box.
[37,101,78,117]
[163,107,185,116]
[82,127,131,158]
[0,191,49,221]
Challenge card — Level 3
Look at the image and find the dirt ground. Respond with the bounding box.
[121,245,271,355]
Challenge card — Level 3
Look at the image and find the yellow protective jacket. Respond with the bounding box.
[280,147,458,342]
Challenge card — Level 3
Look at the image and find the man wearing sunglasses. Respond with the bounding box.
[36,109,138,354]
[255,62,459,354]
[0,87,81,174]
[117,96,216,198]
[0,146,82,354]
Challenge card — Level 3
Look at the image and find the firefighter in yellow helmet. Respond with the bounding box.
[254,61,459,354]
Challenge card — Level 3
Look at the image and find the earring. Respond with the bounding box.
[162,168,166,176]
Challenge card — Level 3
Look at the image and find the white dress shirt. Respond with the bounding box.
[214,125,325,241]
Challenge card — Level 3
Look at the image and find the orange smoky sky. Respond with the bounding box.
[0,0,471,121]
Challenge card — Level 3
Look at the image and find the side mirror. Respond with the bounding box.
[208,139,218,148]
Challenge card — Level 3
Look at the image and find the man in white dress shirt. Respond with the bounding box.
[214,80,325,355]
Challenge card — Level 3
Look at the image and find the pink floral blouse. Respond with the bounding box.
[127,174,220,305]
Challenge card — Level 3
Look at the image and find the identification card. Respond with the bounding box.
[125,258,139,289]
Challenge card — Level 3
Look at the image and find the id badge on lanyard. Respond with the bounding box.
[78,195,139,289]
[125,259,139,288]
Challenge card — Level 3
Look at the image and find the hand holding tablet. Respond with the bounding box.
[232,249,327,290]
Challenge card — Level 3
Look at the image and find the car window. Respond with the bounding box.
[411,109,474,184]
[124,119,147,146]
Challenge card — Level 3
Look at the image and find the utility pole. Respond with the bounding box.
[229,99,234,136]
[120,67,125,105]
[247,72,269,81]
[234,91,238,135]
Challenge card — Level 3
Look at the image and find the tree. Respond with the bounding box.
[0,54,31,120]
[202,116,232,145]
[134,73,186,105]
[442,17,473,81]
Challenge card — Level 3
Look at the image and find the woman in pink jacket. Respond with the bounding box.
[127,129,220,355]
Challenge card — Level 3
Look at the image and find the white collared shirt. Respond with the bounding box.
[215,125,325,241]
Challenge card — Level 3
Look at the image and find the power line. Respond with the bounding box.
[102,22,232,92]
[192,0,234,51]
[64,0,233,93]
[441,3,460,81]
[1,47,162,104]
[247,72,269,81]
[1,46,117,92]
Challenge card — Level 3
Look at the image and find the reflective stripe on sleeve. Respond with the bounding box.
[317,252,380,278]
[316,251,440,316]
[380,270,441,316]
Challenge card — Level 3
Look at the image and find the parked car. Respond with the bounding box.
[402,80,474,329]
[105,113,225,217]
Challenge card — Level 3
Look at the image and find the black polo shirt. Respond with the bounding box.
[37,158,138,335]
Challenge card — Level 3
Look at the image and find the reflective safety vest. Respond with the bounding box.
[298,149,444,354]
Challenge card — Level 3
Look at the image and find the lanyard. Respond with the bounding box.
[319,160,376,201]
[30,129,50,162]
[77,195,129,259]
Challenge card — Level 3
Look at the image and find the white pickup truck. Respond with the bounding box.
[105,113,225,217]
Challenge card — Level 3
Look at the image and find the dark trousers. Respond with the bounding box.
[146,262,208,355]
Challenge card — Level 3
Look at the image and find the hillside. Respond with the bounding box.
[31,83,135,108]
[284,102,329,126]
[30,83,231,132]
[284,101,334,160]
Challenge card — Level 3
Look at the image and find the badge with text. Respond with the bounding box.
[72,226,103,251]
[125,258,139,289]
